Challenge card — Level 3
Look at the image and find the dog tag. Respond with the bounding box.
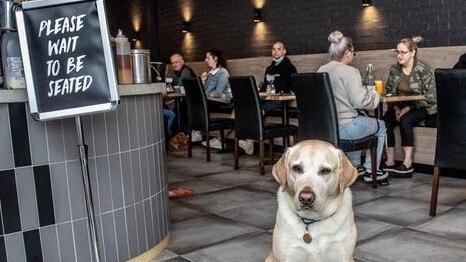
[303,232,312,244]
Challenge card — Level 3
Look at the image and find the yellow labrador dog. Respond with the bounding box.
[266,140,358,262]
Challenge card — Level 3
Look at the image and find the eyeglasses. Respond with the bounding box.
[395,50,411,55]
[348,50,357,57]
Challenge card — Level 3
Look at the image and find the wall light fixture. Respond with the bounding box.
[253,8,262,23]
[362,0,371,7]
[181,21,192,33]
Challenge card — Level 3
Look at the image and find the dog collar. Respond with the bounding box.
[299,212,336,244]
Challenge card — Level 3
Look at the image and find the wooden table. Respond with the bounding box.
[259,92,296,147]
[376,94,426,118]
[259,92,296,125]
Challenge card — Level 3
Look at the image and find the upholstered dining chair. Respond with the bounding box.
[291,72,379,188]
[430,69,466,216]
[229,76,298,176]
[181,77,235,162]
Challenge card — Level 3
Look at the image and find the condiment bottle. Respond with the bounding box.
[1,31,26,89]
[114,29,133,84]
[364,63,375,91]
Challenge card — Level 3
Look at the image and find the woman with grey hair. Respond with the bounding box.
[318,31,388,185]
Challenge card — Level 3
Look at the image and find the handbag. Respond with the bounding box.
[169,132,188,151]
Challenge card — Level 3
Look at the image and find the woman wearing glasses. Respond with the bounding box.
[383,36,437,177]
[318,31,388,185]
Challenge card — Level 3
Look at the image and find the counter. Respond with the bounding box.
[0,83,169,261]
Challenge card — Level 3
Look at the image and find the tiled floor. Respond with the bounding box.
[153,147,466,262]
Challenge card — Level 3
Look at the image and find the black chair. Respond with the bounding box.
[430,69,466,216]
[291,73,379,188]
[182,77,235,162]
[229,76,297,176]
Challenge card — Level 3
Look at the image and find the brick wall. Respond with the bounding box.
[152,0,466,62]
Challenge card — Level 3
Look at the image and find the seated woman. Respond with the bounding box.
[382,36,437,177]
[318,31,388,184]
[201,49,232,111]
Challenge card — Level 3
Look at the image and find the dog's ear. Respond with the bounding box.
[272,149,289,191]
[338,151,358,193]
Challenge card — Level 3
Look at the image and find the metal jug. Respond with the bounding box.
[131,49,151,84]
[1,1,20,31]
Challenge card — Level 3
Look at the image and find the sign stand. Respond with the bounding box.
[16,1,118,260]
[75,116,100,262]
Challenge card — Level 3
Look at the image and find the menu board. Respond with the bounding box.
[16,0,118,121]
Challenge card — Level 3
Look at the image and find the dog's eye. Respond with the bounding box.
[291,164,303,174]
[320,167,332,175]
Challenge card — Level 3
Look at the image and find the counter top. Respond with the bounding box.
[0,83,166,104]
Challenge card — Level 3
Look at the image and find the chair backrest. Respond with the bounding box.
[181,77,209,131]
[434,69,466,170]
[229,76,264,140]
[291,72,339,147]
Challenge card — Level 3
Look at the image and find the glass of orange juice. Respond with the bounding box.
[374,80,384,95]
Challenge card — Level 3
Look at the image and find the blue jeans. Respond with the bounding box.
[339,115,386,171]
[163,109,176,134]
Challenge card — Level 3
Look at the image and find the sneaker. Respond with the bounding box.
[191,131,202,142]
[356,165,366,181]
[381,162,397,172]
[389,164,413,178]
[239,139,254,155]
[356,165,366,176]
[363,169,389,182]
[201,138,222,149]
[391,164,414,175]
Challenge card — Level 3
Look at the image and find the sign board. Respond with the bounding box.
[16,0,118,121]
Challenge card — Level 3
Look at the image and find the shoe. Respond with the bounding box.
[201,138,222,149]
[357,165,366,176]
[363,169,389,182]
[389,164,413,178]
[381,162,397,172]
[356,165,366,181]
[191,131,202,142]
[239,139,254,155]
[391,164,414,174]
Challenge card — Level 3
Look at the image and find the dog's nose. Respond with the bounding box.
[299,191,315,205]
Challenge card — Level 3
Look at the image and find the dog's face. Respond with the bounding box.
[272,140,358,218]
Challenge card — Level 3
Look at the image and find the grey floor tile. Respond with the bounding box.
[151,249,179,261]
[456,201,466,210]
[354,228,466,262]
[244,178,279,194]
[351,184,386,205]
[215,198,278,230]
[197,170,267,188]
[412,208,466,241]
[354,196,452,226]
[389,182,466,206]
[355,216,402,243]
[178,187,274,213]
[169,177,231,195]
[182,232,272,262]
[169,201,207,222]
[168,215,261,254]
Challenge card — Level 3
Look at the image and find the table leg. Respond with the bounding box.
[175,98,181,132]
[282,101,290,148]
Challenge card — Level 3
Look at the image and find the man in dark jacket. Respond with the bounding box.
[168,53,196,86]
[261,41,297,113]
[261,41,297,93]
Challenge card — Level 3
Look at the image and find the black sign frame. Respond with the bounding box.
[16,0,118,121]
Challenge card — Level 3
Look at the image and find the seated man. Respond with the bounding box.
[167,53,197,86]
[166,53,197,139]
[261,41,297,114]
